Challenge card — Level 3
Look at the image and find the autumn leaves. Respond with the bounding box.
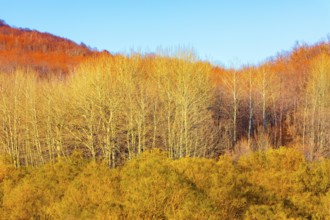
[0,45,329,167]
[1,148,329,219]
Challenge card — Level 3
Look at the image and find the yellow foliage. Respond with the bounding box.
[0,148,329,219]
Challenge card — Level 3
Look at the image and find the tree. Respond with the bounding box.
[304,53,330,159]
[154,52,216,158]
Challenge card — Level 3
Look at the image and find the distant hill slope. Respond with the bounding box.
[0,20,100,75]
[0,19,328,77]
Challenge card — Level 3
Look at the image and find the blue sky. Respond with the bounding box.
[1,0,330,67]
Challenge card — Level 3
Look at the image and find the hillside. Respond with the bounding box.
[0,19,98,75]
[0,19,329,219]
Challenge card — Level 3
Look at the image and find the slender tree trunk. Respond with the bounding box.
[262,69,267,131]
[233,71,237,147]
[248,70,253,144]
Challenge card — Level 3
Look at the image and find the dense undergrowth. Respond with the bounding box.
[0,148,329,219]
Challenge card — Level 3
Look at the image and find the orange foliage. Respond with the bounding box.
[0,22,99,75]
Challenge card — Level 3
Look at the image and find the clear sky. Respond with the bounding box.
[1,0,330,67]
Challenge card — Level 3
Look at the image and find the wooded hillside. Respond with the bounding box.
[0,43,329,167]
[0,21,329,219]
[0,20,97,75]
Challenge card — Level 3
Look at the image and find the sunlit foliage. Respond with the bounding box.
[0,22,96,75]
[0,149,329,219]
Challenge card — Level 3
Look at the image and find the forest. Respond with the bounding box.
[0,21,329,219]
